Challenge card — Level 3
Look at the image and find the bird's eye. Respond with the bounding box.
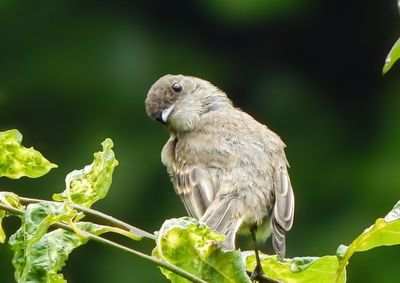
[171,83,183,93]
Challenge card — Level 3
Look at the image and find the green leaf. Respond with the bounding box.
[15,227,87,283]
[382,38,400,74]
[0,192,23,243]
[0,210,6,243]
[10,204,111,283]
[0,129,57,179]
[28,221,136,283]
[9,201,78,282]
[8,200,114,283]
[336,200,400,279]
[244,253,346,283]
[153,217,251,283]
[53,138,118,208]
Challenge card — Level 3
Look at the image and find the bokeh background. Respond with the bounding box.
[1,0,400,282]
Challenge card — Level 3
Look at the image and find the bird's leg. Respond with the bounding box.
[250,225,264,280]
[248,227,281,283]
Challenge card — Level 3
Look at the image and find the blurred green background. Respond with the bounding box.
[1,0,400,282]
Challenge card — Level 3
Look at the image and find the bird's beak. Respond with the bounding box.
[160,104,175,124]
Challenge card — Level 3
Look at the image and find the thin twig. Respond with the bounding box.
[19,197,155,240]
[0,202,206,283]
[0,203,24,215]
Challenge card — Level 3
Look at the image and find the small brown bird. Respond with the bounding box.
[145,74,294,277]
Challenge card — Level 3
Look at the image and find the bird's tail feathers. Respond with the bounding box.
[271,217,286,258]
[200,197,243,250]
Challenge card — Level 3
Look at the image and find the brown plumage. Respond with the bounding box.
[145,74,294,259]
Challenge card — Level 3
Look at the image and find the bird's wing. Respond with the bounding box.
[162,136,216,219]
[171,160,216,220]
[171,153,242,250]
[271,164,295,258]
[169,131,243,249]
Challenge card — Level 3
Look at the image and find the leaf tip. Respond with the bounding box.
[382,57,392,75]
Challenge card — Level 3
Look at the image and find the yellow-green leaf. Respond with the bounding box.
[336,200,400,279]
[9,202,78,282]
[53,138,118,208]
[244,253,346,283]
[153,217,251,283]
[0,192,24,243]
[0,129,57,179]
[9,200,111,283]
[0,210,6,243]
[383,38,400,74]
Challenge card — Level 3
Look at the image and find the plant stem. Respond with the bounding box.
[0,202,206,283]
[19,196,155,240]
[0,203,24,215]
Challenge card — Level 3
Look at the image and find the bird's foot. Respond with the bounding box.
[248,266,282,283]
[250,264,264,281]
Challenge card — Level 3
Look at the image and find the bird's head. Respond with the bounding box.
[145,74,231,134]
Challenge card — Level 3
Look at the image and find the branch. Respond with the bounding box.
[0,201,206,283]
[0,203,24,215]
[19,197,155,240]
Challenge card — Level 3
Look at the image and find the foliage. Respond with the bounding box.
[2,129,400,282]
[336,201,400,278]
[383,38,400,74]
[153,217,250,283]
[0,129,57,179]
[245,254,345,283]
[53,138,118,208]
[382,0,400,74]
[0,192,22,243]
[8,201,115,283]
[0,131,144,282]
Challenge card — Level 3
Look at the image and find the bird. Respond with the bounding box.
[145,74,294,278]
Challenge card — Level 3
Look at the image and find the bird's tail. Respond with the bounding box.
[199,197,243,250]
[271,217,287,258]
